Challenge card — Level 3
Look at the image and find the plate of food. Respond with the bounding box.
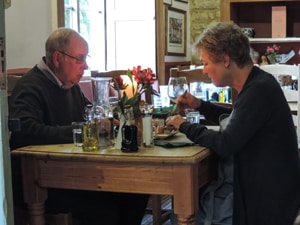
[154,130,178,140]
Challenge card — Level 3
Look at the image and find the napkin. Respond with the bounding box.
[154,140,194,148]
[154,132,194,148]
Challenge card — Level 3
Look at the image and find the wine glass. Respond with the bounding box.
[167,76,189,103]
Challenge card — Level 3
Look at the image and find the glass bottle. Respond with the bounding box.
[121,105,138,152]
[82,104,99,152]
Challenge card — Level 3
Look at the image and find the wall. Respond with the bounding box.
[5,0,57,69]
[164,0,221,65]
[164,0,190,63]
[189,0,221,65]
[5,0,221,69]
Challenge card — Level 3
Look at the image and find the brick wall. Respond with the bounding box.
[189,0,221,65]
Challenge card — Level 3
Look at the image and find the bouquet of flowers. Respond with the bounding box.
[111,65,159,118]
[265,44,280,64]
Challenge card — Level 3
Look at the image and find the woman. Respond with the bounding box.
[166,22,300,225]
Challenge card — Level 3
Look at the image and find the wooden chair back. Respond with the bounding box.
[169,66,235,106]
[259,64,300,145]
[169,66,211,83]
[91,70,128,78]
[259,64,298,102]
[91,70,159,104]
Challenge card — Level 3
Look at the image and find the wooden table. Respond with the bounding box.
[11,139,213,225]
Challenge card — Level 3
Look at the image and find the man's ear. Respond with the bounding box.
[52,51,61,67]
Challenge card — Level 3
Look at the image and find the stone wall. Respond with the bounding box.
[189,0,221,65]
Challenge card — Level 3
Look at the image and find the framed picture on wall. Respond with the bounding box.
[163,0,172,5]
[165,7,187,56]
[174,0,188,3]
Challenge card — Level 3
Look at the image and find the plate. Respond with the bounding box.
[154,130,178,140]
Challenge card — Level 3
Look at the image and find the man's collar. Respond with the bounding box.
[37,57,65,89]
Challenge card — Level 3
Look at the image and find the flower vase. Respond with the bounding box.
[266,54,277,64]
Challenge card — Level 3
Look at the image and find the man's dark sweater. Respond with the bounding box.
[9,65,149,225]
[9,65,89,150]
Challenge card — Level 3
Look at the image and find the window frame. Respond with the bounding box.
[56,0,165,85]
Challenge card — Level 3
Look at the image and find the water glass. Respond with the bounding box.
[72,122,84,147]
[185,109,201,124]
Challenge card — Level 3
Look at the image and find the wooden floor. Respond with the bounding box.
[142,195,172,225]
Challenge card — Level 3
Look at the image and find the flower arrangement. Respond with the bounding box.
[265,44,280,64]
[111,66,159,118]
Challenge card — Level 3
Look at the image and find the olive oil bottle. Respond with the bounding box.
[82,104,99,151]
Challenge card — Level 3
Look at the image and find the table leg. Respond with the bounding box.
[177,215,196,225]
[21,157,47,225]
[27,203,46,225]
[173,165,199,225]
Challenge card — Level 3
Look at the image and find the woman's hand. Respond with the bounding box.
[176,92,201,115]
[165,115,186,131]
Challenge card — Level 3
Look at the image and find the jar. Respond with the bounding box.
[91,77,115,148]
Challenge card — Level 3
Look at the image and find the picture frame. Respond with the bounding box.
[165,7,187,56]
[163,0,172,5]
[174,0,188,3]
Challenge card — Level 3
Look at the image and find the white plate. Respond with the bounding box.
[154,130,178,140]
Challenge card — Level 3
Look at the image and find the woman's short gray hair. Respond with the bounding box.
[195,22,252,68]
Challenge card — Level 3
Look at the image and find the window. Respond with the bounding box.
[60,0,156,73]
[63,0,106,71]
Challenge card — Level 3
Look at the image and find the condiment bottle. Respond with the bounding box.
[121,105,138,152]
[82,104,99,151]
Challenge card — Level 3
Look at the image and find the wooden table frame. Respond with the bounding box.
[11,143,213,225]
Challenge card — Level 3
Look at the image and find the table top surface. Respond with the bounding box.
[11,132,212,164]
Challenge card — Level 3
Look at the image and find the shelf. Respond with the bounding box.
[221,0,300,64]
[221,1,300,38]
[250,38,300,43]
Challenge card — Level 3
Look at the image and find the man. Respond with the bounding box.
[166,22,300,225]
[9,28,148,225]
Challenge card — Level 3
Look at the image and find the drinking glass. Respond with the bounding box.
[72,122,84,147]
[185,108,201,124]
[167,77,189,103]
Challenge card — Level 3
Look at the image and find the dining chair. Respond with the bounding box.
[169,66,235,107]
[91,70,159,104]
[91,70,170,225]
[259,64,298,103]
[259,64,300,145]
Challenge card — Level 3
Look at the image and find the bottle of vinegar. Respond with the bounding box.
[121,105,138,152]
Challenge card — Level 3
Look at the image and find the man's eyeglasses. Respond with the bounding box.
[58,50,88,64]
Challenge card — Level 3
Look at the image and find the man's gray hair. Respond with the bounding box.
[45,28,83,66]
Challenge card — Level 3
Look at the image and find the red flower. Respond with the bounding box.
[132,66,156,85]
[112,76,128,90]
[111,65,159,118]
